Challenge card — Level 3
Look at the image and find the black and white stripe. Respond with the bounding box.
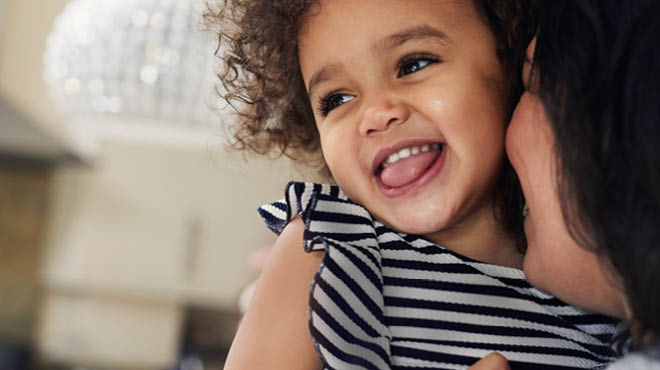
[258,182,624,370]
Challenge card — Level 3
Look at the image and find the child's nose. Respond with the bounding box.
[359,96,410,136]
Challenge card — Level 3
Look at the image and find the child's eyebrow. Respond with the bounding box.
[373,24,453,52]
[307,63,343,98]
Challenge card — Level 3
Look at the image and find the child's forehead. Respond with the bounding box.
[298,0,492,69]
[299,0,484,39]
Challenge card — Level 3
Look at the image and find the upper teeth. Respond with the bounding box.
[382,143,441,168]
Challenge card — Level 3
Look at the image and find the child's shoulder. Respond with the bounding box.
[258,181,359,233]
[258,181,378,251]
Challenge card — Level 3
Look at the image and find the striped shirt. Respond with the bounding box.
[258,182,624,370]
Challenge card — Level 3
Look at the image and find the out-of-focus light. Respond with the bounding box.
[140,65,159,85]
[64,78,81,96]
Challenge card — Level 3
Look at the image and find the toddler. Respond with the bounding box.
[210,0,625,369]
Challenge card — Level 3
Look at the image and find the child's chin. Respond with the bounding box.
[388,217,449,238]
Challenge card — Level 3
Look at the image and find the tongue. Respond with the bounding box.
[380,150,440,188]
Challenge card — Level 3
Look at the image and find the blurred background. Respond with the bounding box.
[0,0,315,369]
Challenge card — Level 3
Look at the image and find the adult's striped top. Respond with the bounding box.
[258,182,626,370]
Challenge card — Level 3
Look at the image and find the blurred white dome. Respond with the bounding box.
[43,0,222,134]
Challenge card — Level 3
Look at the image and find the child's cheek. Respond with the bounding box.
[318,130,344,182]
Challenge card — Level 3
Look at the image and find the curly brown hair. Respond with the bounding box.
[206,0,541,247]
[207,0,539,172]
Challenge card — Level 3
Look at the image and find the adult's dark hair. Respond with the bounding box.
[533,0,660,341]
[207,0,541,249]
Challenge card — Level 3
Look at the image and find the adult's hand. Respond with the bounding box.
[468,353,511,370]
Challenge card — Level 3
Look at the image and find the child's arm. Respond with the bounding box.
[224,217,323,370]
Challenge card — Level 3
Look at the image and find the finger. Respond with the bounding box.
[468,353,511,370]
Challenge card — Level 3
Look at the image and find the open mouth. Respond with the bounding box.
[374,142,446,197]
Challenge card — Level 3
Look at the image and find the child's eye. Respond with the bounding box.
[397,54,439,77]
[319,92,355,116]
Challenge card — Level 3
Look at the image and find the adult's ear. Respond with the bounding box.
[523,36,539,91]
[468,352,511,370]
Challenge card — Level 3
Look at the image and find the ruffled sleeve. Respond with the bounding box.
[258,181,393,369]
[258,181,380,252]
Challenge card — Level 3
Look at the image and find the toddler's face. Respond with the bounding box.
[299,0,509,245]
